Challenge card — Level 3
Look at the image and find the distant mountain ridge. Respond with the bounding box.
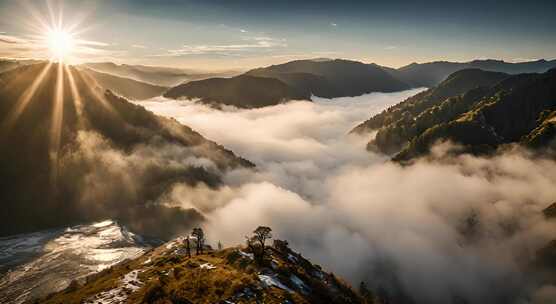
[245,59,410,98]
[164,59,410,108]
[352,68,556,160]
[389,58,556,87]
[80,67,168,100]
[82,62,239,87]
[163,58,556,108]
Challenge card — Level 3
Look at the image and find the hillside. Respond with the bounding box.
[352,69,510,154]
[81,68,168,100]
[390,58,556,87]
[38,236,364,304]
[164,59,409,108]
[164,75,311,108]
[352,68,556,160]
[0,63,253,238]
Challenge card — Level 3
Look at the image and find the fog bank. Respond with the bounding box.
[138,91,556,303]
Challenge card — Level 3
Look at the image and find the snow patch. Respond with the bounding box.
[258,274,292,292]
[92,220,113,228]
[85,270,143,304]
[287,253,298,263]
[238,250,254,260]
[200,263,216,270]
[290,274,310,294]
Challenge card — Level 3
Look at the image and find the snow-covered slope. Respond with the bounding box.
[0,220,152,304]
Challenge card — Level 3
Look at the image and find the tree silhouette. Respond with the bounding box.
[185,236,191,258]
[191,227,205,255]
[250,226,272,261]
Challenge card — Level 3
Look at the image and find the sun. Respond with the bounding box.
[46,28,75,62]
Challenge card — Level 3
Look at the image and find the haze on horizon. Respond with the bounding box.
[0,0,555,71]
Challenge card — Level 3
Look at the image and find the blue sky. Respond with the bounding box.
[0,0,555,70]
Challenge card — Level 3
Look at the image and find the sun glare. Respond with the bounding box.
[46,28,75,62]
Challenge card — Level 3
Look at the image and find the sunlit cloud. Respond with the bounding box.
[153,36,287,57]
[132,44,147,49]
[0,33,27,44]
[0,2,116,63]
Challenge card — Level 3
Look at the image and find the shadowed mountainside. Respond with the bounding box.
[164,75,311,108]
[0,63,252,238]
[352,68,556,160]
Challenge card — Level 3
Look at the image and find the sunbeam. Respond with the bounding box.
[49,63,65,188]
[65,65,84,122]
[1,62,53,131]
[79,69,118,116]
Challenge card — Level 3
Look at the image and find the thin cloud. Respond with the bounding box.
[132,44,147,49]
[0,32,118,62]
[0,34,28,44]
[153,36,287,57]
[331,22,338,27]
[76,39,110,47]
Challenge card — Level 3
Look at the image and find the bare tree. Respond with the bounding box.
[191,227,205,255]
[252,226,272,260]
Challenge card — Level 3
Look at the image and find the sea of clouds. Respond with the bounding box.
[137,90,556,304]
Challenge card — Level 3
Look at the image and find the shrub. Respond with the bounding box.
[142,280,165,303]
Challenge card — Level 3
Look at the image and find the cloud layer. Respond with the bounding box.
[137,91,556,303]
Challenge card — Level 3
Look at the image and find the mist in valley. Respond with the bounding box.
[135,92,556,303]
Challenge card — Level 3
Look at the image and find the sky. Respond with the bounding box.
[0,0,555,70]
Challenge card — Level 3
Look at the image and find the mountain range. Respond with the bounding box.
[389,58,556,87]
[82,62,240,87]
[163,58,556,108]
[164,59,410,108]
[0,63,252,238]
[352,68,556,160]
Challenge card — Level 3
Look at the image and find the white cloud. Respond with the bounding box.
[331,22,338,27]
[137,91,556,303]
